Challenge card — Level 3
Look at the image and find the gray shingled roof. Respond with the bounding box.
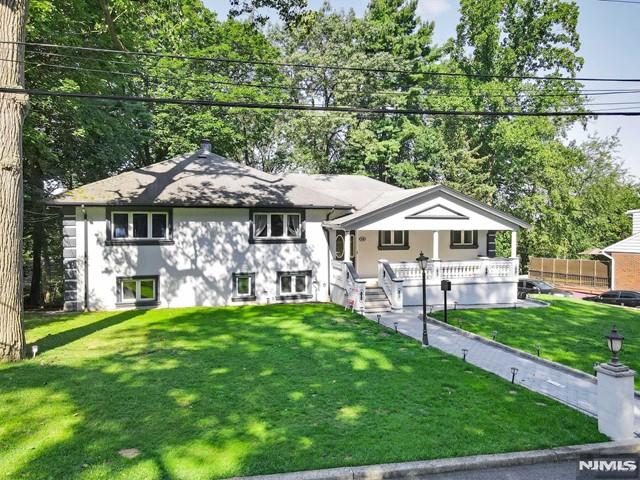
[49,150,358,209]
[283,173,402,209]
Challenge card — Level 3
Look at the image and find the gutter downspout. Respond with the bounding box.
[601,249,615,290]
[81,204,89,311]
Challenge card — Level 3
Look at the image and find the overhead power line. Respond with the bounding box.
[4,86,640,116]
[22,60,640,101]
[6,40,640,83]
[598,0,640,4]
[9,55,640,103]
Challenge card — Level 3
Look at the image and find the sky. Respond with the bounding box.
[203,0,640,178]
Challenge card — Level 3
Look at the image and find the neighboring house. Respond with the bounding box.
[50,140,530,313]
[602,209,640,291]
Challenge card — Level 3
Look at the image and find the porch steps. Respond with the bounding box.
[364,287,392,314]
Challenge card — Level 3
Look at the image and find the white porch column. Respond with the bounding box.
[511,230,518,258]
[344,230,352,263]
[432,230,440,260]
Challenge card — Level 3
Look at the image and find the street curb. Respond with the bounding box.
[425,316,640,400]
[227,440,640,480]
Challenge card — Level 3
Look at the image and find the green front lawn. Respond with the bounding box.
[1,304,605,480]
[433,296,640,388]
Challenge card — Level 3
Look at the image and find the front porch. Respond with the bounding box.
[323,185,528,313]
[330,255,520,313]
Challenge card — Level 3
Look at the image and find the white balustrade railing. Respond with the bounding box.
[377,260,404,309]
[331,260,345,286]
[389,258,519,281]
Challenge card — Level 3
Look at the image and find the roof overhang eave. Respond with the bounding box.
[46,200,354,209]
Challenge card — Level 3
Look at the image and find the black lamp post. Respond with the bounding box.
[416,251,430,346]
[605,325,625,366]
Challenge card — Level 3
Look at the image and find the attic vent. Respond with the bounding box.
[199,139,212,156]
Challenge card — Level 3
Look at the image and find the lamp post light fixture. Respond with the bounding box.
[491,330,498,341]
[605,325,625,365]
[377,314,381,325]
[596,325,635,440]
[593,361,600,376]
[462,348,468,362]
[31,344,38,359]
[416,251,430,346]
[394,322,399,333]
[535,344,541,357]
[510,367,519,384]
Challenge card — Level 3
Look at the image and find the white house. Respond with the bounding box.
[601,209,640,291]
[51,140,530,313]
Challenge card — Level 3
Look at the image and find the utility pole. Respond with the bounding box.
[0,0,29,361]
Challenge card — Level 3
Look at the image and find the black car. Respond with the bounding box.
[583,290,640,308]
[517,279,573,298]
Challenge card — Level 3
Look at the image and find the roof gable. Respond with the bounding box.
[325,185,529,230]
[604,232,640,253]
[406,204,469,220]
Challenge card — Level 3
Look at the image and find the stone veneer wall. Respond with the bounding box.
[62,206,78,311]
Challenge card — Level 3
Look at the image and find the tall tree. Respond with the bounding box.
[23,0,287,304]
[0,0,28,361]
[229,0,307,26]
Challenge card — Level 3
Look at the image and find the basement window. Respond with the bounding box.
[277,271,312,300]
[117,276,159,306]
[232,272,256,301]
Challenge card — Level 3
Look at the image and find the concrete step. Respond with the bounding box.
[365,292,387,299]
[364,300,391,308]
[365,287,385,294]
[365,306,392,313]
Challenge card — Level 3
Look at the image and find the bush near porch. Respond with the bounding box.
[433,296,640,389]
[0,304,605,480]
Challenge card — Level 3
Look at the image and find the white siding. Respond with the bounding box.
[74,207,332,310]
[402,279,518,307]
[631,211,640,236]
[604,232,640,254]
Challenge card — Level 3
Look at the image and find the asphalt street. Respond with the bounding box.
[418,461,578,480]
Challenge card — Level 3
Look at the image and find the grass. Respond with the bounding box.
[1,304,606,480]
[433,295,640,388]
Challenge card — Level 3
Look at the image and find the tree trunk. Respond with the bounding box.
[0,0,29,361]
[27,161,44,307]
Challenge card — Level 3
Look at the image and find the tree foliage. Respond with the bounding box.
[22,0,640,306]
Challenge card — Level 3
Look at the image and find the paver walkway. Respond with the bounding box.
[367,306,640,435]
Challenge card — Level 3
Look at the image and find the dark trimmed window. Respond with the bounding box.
[250,209,306,244]
[107,208,172,245]
[113,213,129,238]
[378,230,409,250]
[232,272,256,301]
[451,230,478,249]
[276,270,312,300]
[117,276,159,306]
